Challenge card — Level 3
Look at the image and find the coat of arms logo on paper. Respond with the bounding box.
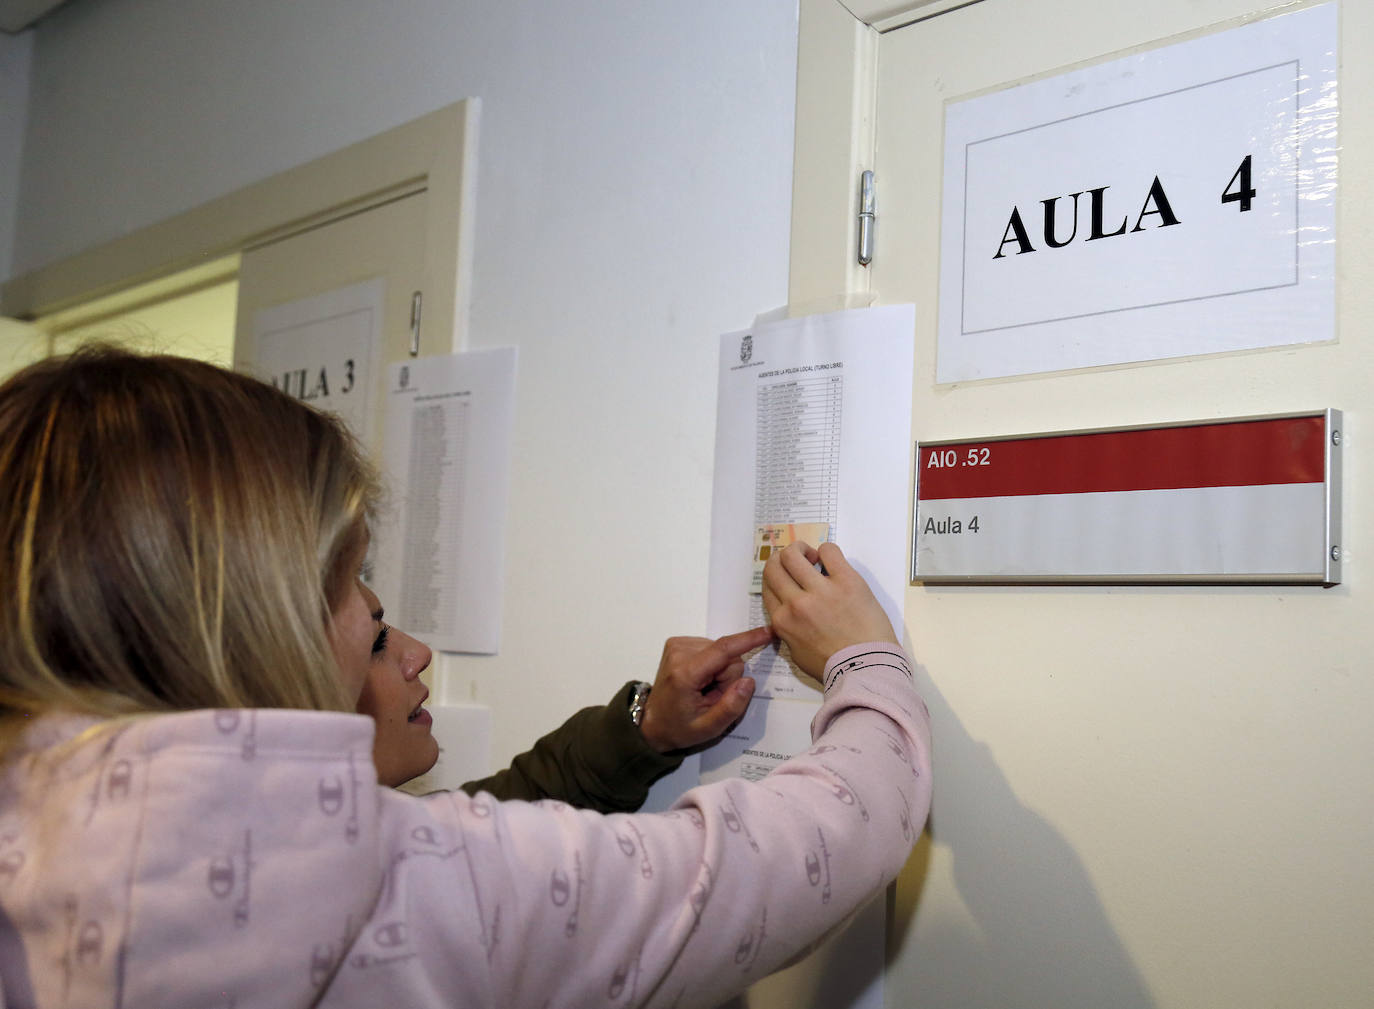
[740,334,753,364]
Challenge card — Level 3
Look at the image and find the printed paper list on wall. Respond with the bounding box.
[371,349,517,653]
[705,306,915,707]
[912,412,1341,585]
[937,2,1337,382]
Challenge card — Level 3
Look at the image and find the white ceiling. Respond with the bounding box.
[0,1,972,36]
[0,0,71,34]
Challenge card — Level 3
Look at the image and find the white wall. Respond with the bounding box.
[0,27,31,281]
[10,0,798,772]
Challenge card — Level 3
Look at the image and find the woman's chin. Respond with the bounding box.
[418,738,440,776]
[375,749,439,788]
[406,735,441,781]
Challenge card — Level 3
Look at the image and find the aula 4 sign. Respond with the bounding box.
[936,4,1337,382]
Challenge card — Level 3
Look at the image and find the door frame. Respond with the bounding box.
[0,99,479,354]
[790,0,991,315]
[789,0,878,315]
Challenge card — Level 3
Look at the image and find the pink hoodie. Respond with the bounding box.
[0,643,929,1008]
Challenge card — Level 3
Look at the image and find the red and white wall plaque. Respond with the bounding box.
[912,411,1341,585]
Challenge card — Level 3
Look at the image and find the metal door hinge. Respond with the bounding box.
[409,291,423,356]
[857,170,876,267]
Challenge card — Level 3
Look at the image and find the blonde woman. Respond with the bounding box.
[0,349,930,1009]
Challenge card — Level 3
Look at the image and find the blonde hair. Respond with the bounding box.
[0,348,380,756]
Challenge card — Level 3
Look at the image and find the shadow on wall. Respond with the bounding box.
[888,665,1157,1009]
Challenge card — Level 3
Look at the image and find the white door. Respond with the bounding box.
[232,183,496,793]
[0,317,46,381]
[791,1,1373,1007]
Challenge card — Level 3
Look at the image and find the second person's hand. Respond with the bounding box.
[637,625,773,753]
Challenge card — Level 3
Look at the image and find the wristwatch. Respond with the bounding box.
[628,681,652,727]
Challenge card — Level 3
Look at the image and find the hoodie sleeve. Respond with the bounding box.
[358,643,930,1009]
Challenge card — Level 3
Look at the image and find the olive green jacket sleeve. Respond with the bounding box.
[458,681,684,813]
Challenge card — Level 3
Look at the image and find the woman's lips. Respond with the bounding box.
[408,690,432,726]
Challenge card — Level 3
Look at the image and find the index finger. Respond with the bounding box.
[783,541,823,567]
[693,626,773,679]
[815,541,850,575]
[777,540,827,590]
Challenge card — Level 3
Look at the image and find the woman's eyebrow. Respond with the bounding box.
[372,607,385,622]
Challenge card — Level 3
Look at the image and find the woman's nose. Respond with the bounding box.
[396,629,432,680]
